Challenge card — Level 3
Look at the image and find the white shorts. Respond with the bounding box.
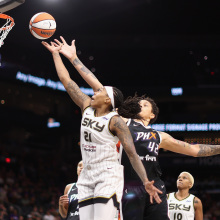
[77,162,124,209]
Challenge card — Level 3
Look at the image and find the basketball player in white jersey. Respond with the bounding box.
[167,172,203,220]
[59,160,83,220]
[42,39,162,220]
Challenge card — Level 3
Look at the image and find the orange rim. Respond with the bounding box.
[0,14,15,31]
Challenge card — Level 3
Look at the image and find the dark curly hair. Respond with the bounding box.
[117,94,159,124]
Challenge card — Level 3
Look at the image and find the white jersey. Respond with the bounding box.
[167,192,195,220]
[80,106,119,164]
[78,106,124,205]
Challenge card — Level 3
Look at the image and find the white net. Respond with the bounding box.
[0,14,15,47]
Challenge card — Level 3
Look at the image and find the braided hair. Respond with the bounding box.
[112,87,124,109]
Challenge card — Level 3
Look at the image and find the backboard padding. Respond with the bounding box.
[0,0,25,13]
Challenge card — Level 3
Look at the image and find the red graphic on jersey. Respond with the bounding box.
[116,141,121,153]
[149,132,156,140]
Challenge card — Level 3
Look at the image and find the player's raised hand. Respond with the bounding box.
[41,41,61,54]
[54,36,77,61]
[144,180,162,204]
[59,194,69,209]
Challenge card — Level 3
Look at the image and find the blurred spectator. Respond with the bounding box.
[43,209,55,220]
[8,205,19,220]
[29,205,42,219]
[0,201,8,220]
[0,184,8,202]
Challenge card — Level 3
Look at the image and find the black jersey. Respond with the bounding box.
[121,119,162,184]
[66,183,79,220]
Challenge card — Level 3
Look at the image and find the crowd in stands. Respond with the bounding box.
[0,140,76,220]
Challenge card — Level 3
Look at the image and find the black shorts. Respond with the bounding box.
[121,178,169,220]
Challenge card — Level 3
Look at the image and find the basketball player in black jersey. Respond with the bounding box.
[49,37,220,220]
[116,96,169,220]
[118,101,169,220]
[59,161,83,220]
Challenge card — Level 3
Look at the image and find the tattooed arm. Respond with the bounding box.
[55,36,103,92]
[110,115,162,204]
[71,56,103,92]
[159,132,220,157]
[42,41,91,111]
[194,197,203,220]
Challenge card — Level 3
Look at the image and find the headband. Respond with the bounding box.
[104,86,115,109]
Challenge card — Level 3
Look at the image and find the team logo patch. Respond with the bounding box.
[82,117,105,132]
[134,132,157,141]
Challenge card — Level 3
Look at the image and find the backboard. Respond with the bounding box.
[0,0,25,13]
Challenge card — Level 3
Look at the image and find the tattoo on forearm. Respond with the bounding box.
[72,58,82,66]
[73,58,98,79]
[173,138,191,149]
[197,144,220,157]
[87,71,98,80]
[67,81,89,103]
[80,66,92,75]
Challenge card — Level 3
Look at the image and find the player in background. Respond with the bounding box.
[59,160,83,220]
[42,39,161,220]
[167,172,203,220]
[55,36,220,220]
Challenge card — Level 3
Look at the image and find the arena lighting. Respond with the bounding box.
[5,158,11,163]
[151,123,220,132]
[171,87,183,96]
[16,71,94,96]
[47,118,60,128]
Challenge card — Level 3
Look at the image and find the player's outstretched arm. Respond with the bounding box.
[42,41,91,111]
[110,115,162,204]
[159,132,220,157]
[54,36,103,92]
[194,197,203,220]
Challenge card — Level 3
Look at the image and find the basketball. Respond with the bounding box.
[29,12,56,40]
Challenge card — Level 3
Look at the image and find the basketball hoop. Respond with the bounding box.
[0,13,15,47]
